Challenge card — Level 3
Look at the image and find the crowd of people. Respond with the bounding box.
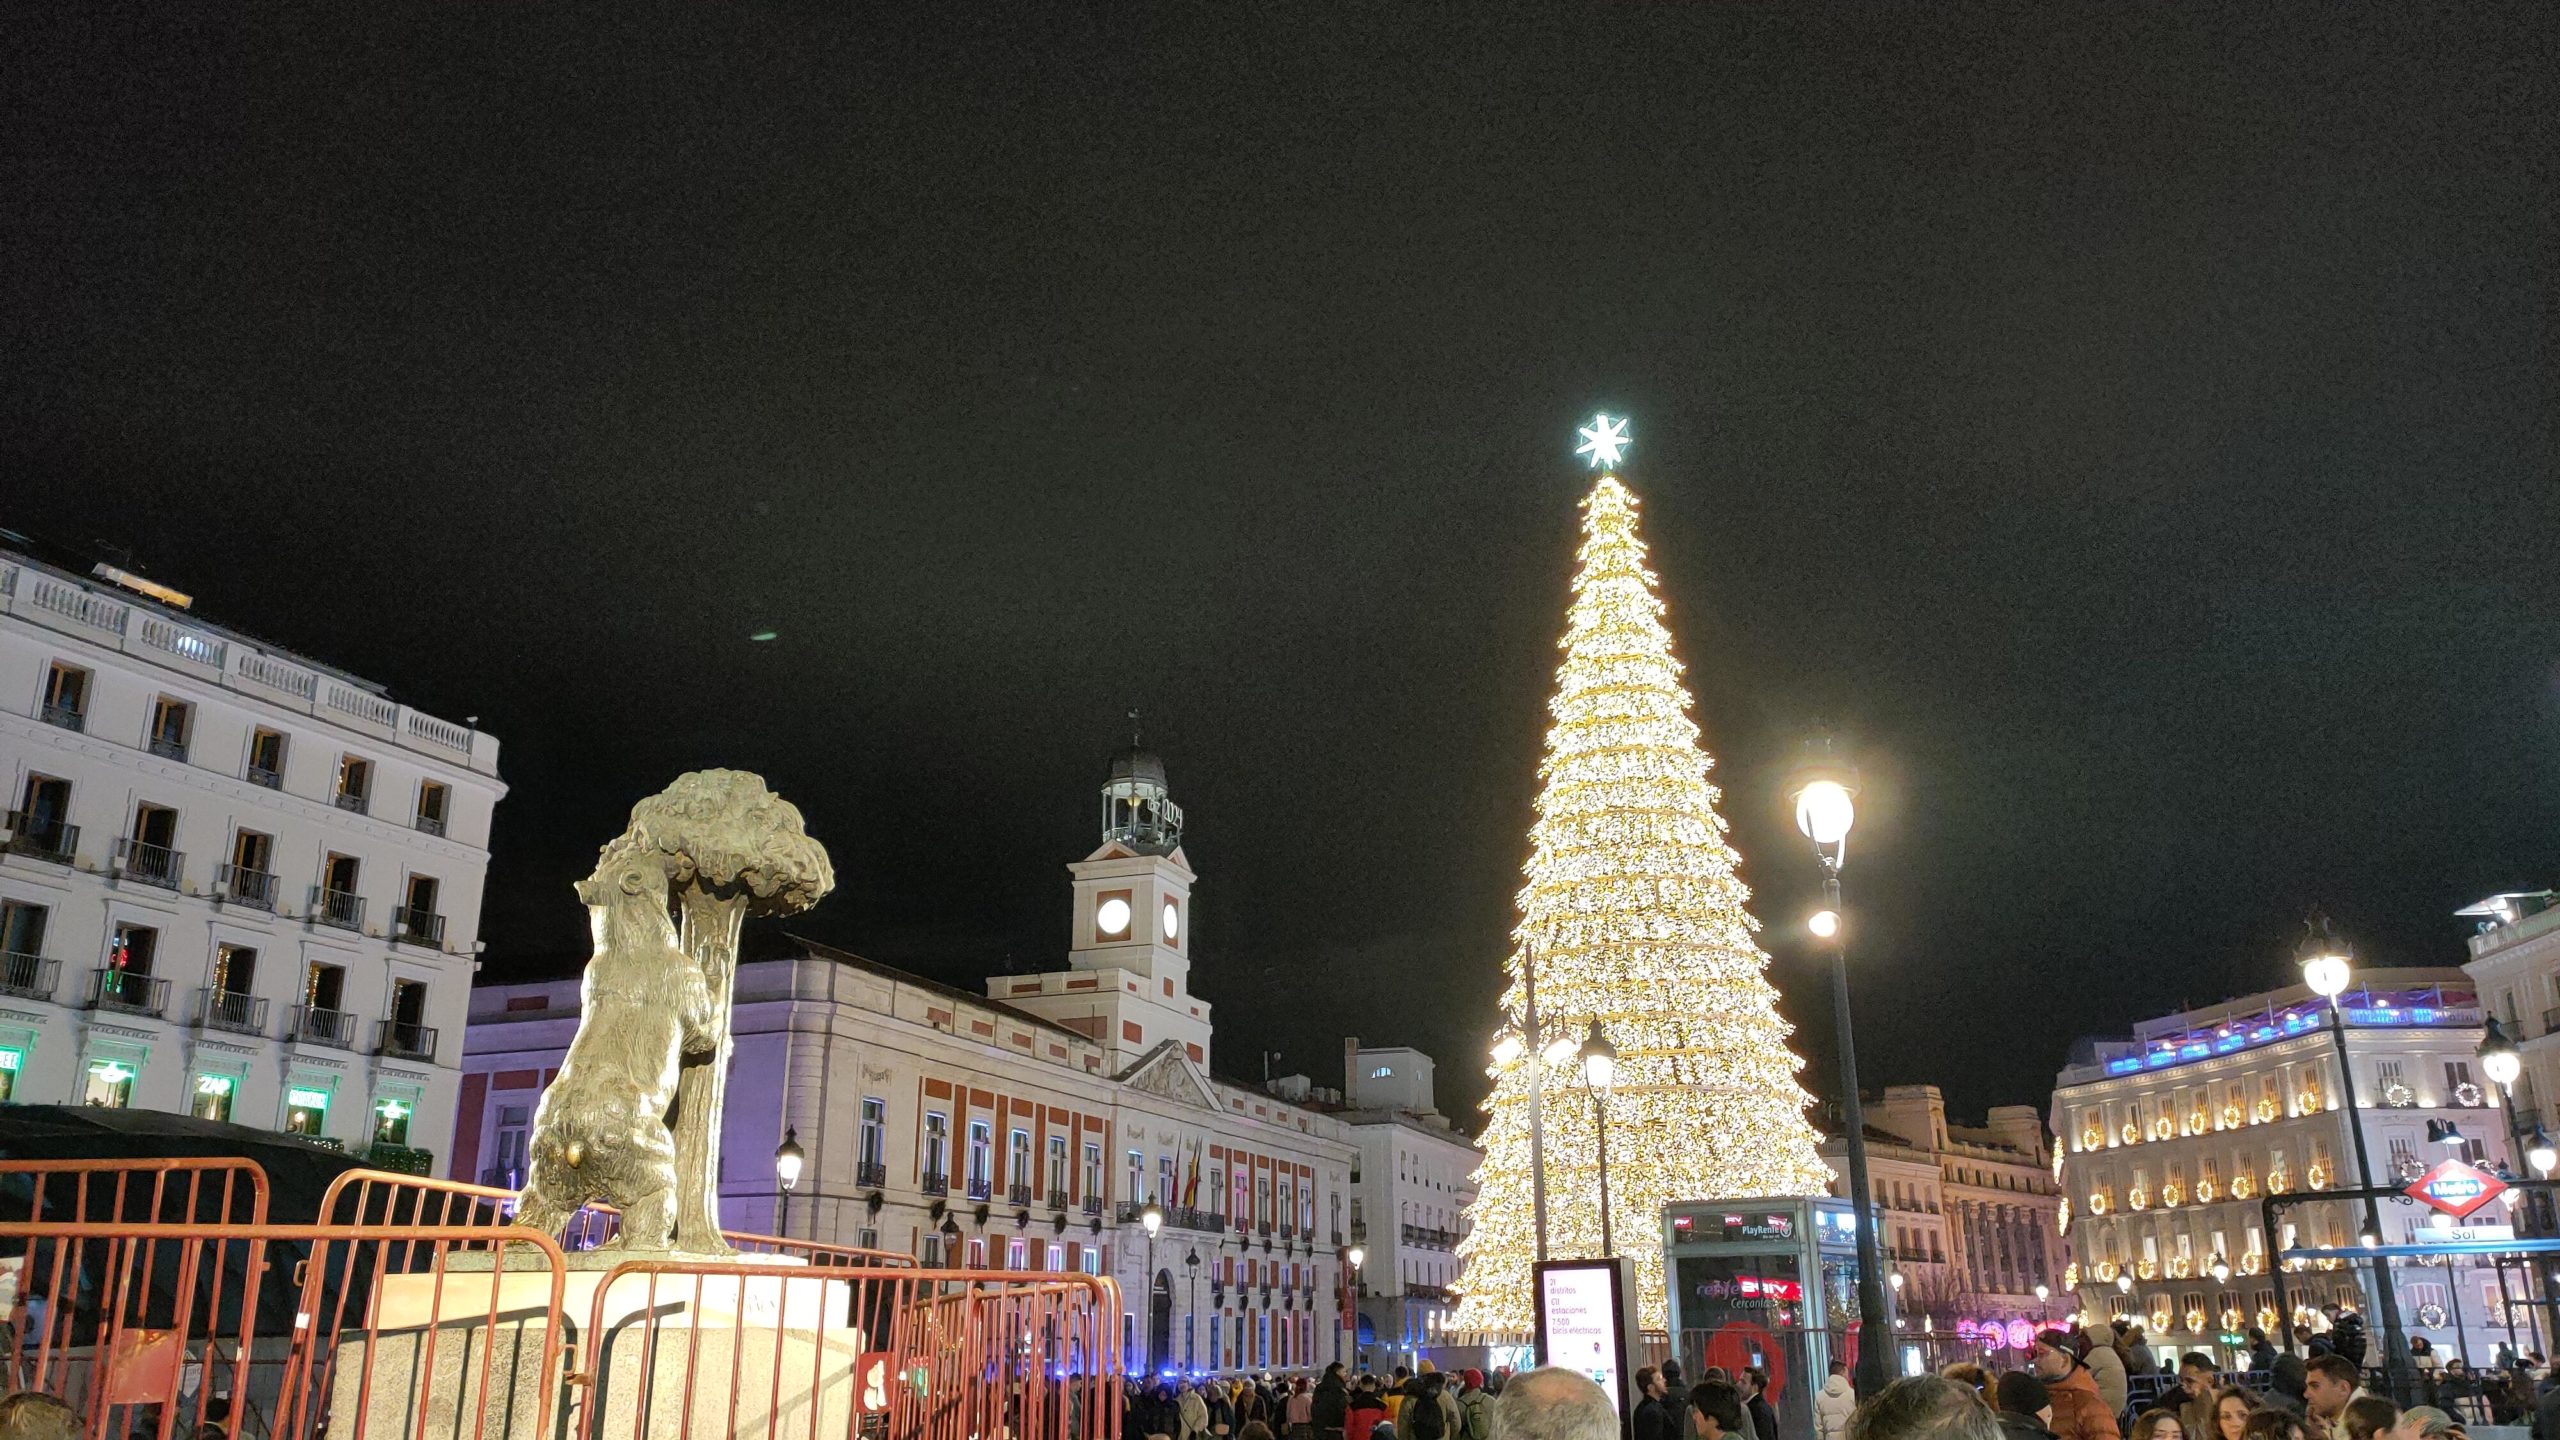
[1121,1360,1499,1440]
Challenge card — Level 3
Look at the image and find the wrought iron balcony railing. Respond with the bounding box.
[38,702,83,732]
[217,864,277,910]
[246,763,282,790]
[147,735,188,762]
[289,1005,357,1049]
[196,988,268,1036]
[114,837,182,889]
[393,907,445,947]
[3,811,77,864]
[856,1159,888,1189]
[920,1171,950,1197]
[376,1020,438,1062]
[309,887,365,931]
[88,967,168,1016]
[0,952,56,1001]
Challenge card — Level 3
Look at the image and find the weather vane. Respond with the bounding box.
[1575,413,1631,469]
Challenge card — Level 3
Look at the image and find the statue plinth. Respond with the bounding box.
[328,1262,862,1439]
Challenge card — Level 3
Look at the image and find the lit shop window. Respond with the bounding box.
[84,1059,136,1109]
[191,1074,235,1123]
[0,1048,22,1103]
[375,1098,413,1146]
[285,1086,331,1136]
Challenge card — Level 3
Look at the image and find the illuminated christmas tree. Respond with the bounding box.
[1452,417,1832,1334]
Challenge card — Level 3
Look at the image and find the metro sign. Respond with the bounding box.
[2405,1159,2507,1220]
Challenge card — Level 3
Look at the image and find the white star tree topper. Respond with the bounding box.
[1576,413,1631,469]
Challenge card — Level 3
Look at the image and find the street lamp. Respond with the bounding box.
[2210,1253,2232,1285]
[1580,1019,1619,1258]
[1343,1244,1365,1367]
[2035,1283,2050,1303]
[1184,1250,1202,1371]
[1790,731,1890,1400]
[2530,1127,2556,1177]
[2118,1272,2135,1294]
[2299,910,2415,1390]
[774,1127,806,1240]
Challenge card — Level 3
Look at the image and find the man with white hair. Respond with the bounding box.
[1492,1367,1621,1440]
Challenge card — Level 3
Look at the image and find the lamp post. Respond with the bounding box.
[1343,1244,1364,1368]
[1142,1201,1164,1376]
[1580,1019,1619,1258]
[1521,950,1555,1265]
[1184,1250,1201,1372]
[2477,1018,2546,1353]
[2297,911,2415,1396]
[1791,733,1891,1400]
[774,1126,805,1241]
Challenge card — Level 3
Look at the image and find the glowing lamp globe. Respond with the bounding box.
[2116,1272,2134,1293]
[1347,1245,1365,1269]
[1579,1020,1618,1091]
[1141,1203,1164,1237]
[2209,1254,2231,1284]
[1795,780,1856,848]
[1808,908,1841,940]
[2479,1017,2523,1088]
[1490,1034,1525,1067]
[774,1127,806,1192]
[2300,952,2349,1000]
[2529,1125,2557,1177]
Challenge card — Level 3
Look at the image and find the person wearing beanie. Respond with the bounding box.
[2034,1330,2125,1440]
[1455,1370,1491,1440]
[1996,1373,2061,1440]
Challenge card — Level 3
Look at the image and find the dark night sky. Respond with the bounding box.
[5,7,2555,1126]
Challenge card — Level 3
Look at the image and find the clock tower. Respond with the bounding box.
[988,742,1214,1072]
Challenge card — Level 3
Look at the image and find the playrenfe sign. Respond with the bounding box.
[2404,1159,2507,1220]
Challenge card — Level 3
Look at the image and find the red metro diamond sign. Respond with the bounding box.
[2404,1159,2507,1220]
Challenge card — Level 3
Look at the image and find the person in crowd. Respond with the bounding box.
[2127,1409,2186,1440]
[1702,1369,1759,1440]
[1846,1375,2007,1440]
[2082,1325,2132,1415]
[2240,1411,2309,1440]
[1490,1368,1620,1440]
[1349,1377,1390,1440]
[2174,1354,2222,1437]
[1315,1365,1350,1440]
[2249,1332,2283,1376]
[1662,1360,1686,1396]
[2265,1357,2309,1418]
[2323,1309,2370,1370]
[1944,1364,1990,1397]
[1285,1376,1315,1440]
[2033,1329,2126,1440]
[1456,1370,1491,1440]
[2119,1327,2160,1382]
[1817,1361,1857,1440]
[1181,1381,1212,1440]
[1243,1423,1276,1440]
[2303,1354,2366,1440]
[0,1393,79,1440]
[1996,1372,2062,1440]
[1742,1368,1779,1440]
[1633,1368,1675,1440]
[2387,1406,2464,1440]
[2208,1386,2256,1440]
[1690,1380,1747,1440]
[1389,1369,1414,1435]
[2337,1396,2396,1440]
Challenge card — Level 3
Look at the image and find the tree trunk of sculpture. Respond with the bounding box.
[670,887,747,1255]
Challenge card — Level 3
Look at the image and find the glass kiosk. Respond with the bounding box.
[1661,1197,1894,1438]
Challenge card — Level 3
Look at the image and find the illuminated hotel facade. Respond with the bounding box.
[2051,969,2517,1366]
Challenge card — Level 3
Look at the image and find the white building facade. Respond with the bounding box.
[1326,1040,1481,1374]
[2459,892,2560,1138]
[2052,969,2515,1368]
[458,748,1360,1377]
[0,537,502,1167]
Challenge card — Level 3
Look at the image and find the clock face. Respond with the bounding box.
[1161,900,1180,942]
[1096,897,1131,938]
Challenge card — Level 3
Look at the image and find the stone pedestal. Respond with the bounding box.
[328,1260,864,1439]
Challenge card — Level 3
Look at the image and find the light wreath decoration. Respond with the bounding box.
[1451,425,1831,1334]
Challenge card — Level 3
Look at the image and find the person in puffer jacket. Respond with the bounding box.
[1816,1363,1857,1440]
[2080,1323,2131,1418]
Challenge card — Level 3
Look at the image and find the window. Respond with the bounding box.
[1007,1237,1026,1270]
[191,1074,235,1123]
[306,961,346,1011]
[83,1058,136,1109]
[122,803,180,886]
[857,1227,879,1251]
[1302,1183,1314,1230]
[860,1098,887,1172]
[224,830,276,908]
[1370,1065,1394,1078]
[966,1120,992,1195]
[284,1086,330,1136]
[922,1234,945,1267]
[2445,1062,2476,1098]
[0,1048,19,1103]
[11,773,74,861]
[146,696,192,761]
[40,663,88,730]
[316,854,362,929]
[1010,1128,1032,1192]
[415,781,450,836]
[1159,1154,1177,1207]
[374,1097,413,1146]
[246,729,286,788]
[108,921,158,977]
[1046,1242,1064,1271]
[923,1113,949,1180]
[1083,1141,1103,1201]
[493,1105,531,1186]
[386,979,431,1057]
[1127,1149,1146,1202]
[1257,1178,1271,1227]
[334,756,372,812]
[398,875,442,945]
[1048,1134,1069,1198]
[0,901,48,991]
[1211,1168,1226,1216]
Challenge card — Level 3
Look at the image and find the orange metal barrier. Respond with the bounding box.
[0,1217,567,1440]
[0,1155,270,1227]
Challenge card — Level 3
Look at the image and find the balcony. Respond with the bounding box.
[0,952,56,1001]
[333,790,369,815]
[195,988,268,1036]
[1046,1189,1068,1210]
[289,1006,357,1050]
[2545,1005,2560,1037]
[246,764,281,790]
[376,1020,438,1062]
[921,1171,950,1197]
[114,838,183,890]
[3,811,78,865]
[88,968,169,1017]
[217,864,277,911]
[965,1175,993,1202]
[1401,1224,1459,1250]
[416,812,446,838]
[38,702,83,733]
[147,736,187,763]
[1007,1182,1033,1206]
[393,907,445,948]
[856,1159,888,1189]
[1082,1194,1104,1216]
[309,887,365,932]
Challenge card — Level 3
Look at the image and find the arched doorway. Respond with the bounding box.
[1150,1268,1174,1376]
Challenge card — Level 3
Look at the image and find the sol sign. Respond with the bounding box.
[2404,1158,2507,1220]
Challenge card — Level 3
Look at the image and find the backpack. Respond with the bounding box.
[1460,1392,1492,1440]
[1409,1393,1446,1440]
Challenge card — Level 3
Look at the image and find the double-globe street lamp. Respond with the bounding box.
[2475,1019,2557,1353]
[2295,912,2416,1394]
[1790,735,1892,1401]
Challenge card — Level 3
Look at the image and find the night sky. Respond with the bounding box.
[6,7,2555,1125]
